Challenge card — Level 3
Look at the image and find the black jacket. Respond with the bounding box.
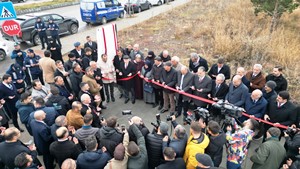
[266,74,288,93]
[46,94,70,115]
[210,81,229,100]
[81,104,102,128]
[208,64,231,80]
[76,149,111,169]
[189,57,208,73]
[128,124,150,143]
[70,48,84,60]
[285,133,300,160]
[69,70,83,98]
[119,61,136,90]
[156,158,186,169]
[160,67,177,93]
[84,41,98,62]
[150,63,164,89]
[49,140,82,167]
[99,126,123,156]
[205,132,226,167]
[82,55,91,71]
[146,132,165,169]
[54,69,72,92]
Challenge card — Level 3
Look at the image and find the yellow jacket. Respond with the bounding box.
[183,133,210,169]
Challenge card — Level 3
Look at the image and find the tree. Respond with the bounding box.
[251,0,300,34]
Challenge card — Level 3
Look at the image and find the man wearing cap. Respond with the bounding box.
[24,49,43,84]
[146,121,169,169]
[266,66,288,93]
[47,18,61,47]
[250,127,286,169]
[160,61,177,114]
[150,56,164,110]
[262,80,277,102]
[34,17,48,50]
[119,55,136,104]
[70,42,84,63]
[208,57,231,80]
[195,153,218,169]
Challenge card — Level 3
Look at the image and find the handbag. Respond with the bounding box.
[144,82,153,93]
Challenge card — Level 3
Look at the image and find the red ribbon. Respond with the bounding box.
[102,73,138,81]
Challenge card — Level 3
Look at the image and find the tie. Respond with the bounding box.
[253,100,256,104]
[215,84,219,91]
[278,103,281,108]
[180,75,184,90]
[199,77,203,83]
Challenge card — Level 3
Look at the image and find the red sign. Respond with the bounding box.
[1,20,21,36]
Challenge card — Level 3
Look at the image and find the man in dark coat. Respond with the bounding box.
[54,60,72,92]
[84,36,98,62]
[34,97,59,127]
[16,92,35,135]
[99,116,123,156]
[266,66,288,93]
[49,127,82,167]
[209,73,229,101]
[6,63,26,95]
[70,42,84,64]
[47,19,61,46]
[30,110,55,169]
[113,49,124,98]
[262,80,277,102]
[189,53,208,73]
[80,94,102,128]
[64,53,80,72]
[156,147,186,169]
[191,66,212,108]
[24,49,43,84]
[208,57,231,80]
[0,127,40,169]
[146,121,169,169]
[81,47,92,72]
[150,57,164,110]
[159,50,171,62]
[160,61,177,114]
[119,55,136,104]
[69,63,83,99]
[46,86,70,116]
[129,44,144,60]
[225,75,249,107]
[175,66,194,119]
[127,116,150,143]
[34,17,48,50]
[0,74,23,131]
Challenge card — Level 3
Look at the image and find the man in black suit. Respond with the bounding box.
[189,53,208,73]
[119,55,136,104]
[80,94,101,128]
[30,110,54,169]
[70,42,84,64]
[151,57,164,110]
[191,66,212,108]
[84,36,98,62]
[0,74,23,131]
[176,66,194,121]
[113,49,124,98]
[208,57,231,80]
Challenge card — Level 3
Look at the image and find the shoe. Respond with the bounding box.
[111,97,115,102]
[132,100,135,104]
[106,98,110,103]
[100,105,107,109]
[19,128,24,132]
[119,94,123,99]
[152,103,158,108]
[160,109,168,114]
[125,99,129,104]
[158,105,163,110]
[175,113,181,118]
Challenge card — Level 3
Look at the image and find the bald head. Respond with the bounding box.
[61,159,76,169]
[4,127,20,141]
[232,75,242,87]
[56,127,68,139]
[131,116,142,125]
[34,110,46,121]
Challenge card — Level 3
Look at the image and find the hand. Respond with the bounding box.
[128,119,133,126]
[38,166,45,169]
[144,77,148,81]
[250,83,253,86]
[176,86,180,90]
[63,72,69,76]
[0,99,5,104]
[171,115,176,121]
[0,127,6,135]
[197,89,203,92]
[68,126,75,134]
[284,132,289,137]
[140,75,144,78]
[28,144,36,151]
[68,94,74,100]
[156,80,159,83]
[226,125,232,132]
[72,137,79,144]
[291,124,297,129]
[264,114,270,121]
[162,82,165,86]
[128,73,132,76]
[249,115,255,119]
[207,94,211,98]
[282,164,289,169]
[116,69,119,73]
[151,79,155,82]
[102,146,107,152]
[119,72,123,76]
[212,97,218,101]
[190,86,195,90]
[8,95,15,99]
[163,136,168,142]
[17,52,22,56]
[287,158,293,166]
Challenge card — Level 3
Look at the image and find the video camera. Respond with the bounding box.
[185,107,210,125]
[212,100,243,119]
[284,127,299,137]
[166,112,175,121]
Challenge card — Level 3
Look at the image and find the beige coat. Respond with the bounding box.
[39,57,56,83]
[82,74,101,96]
[98,60,116,83]
[104,132,129,169]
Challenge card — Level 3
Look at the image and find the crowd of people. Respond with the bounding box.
[0,35,299,169]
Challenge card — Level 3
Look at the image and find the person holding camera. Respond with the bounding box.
[283,148,300,169]
[162,115,187,158]
[184,121,210,169]
[226,118,259,169]
[146,121,169,169]
[284,127,300,161]
[250,127,286,169]
[127,116,150,143]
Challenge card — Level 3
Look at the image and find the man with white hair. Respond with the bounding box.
[159,50,171,62]
[245,64,266,92]
[236,67,250,87]
[225,75,249,107]
[80,93,101,128]
[209,73,229,101]
[171,56,183,72]
[188,52,208,73]
[129,44,144,60]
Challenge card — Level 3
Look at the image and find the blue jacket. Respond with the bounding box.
[76,150,111,169]
[11,49,26,67]
[30,120,53,155]
[34,21,47,33]
[24,55,42,75]
[47,22,59,36]
[6,64,26,90]
[225,83,249,107]
[35,106,59,126]
[15,100,35,124]
[244,93,267,118]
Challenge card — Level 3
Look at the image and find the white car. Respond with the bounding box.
[0,41,9,61]
[147,0,163,6]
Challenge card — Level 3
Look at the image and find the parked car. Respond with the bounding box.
[1,0,26,3]
[0,13,79,46]
[0,41,9,62]
[147,0,163,6]
[124,0,152,14]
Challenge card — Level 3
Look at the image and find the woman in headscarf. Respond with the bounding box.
[145,50,156,66]
[47,38,63,63]
[141,60,155,105]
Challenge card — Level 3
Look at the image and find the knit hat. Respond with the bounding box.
[265,80,276,90]
[159,121,169,135]
[74,42,81,47]
[27,49,34,53]
[195,153,214,167]
[114,143,125,161]
[267,127,281,137]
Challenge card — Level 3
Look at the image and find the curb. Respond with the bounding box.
[16,2,80,15]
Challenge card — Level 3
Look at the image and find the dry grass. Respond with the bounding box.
[118,0,300,101]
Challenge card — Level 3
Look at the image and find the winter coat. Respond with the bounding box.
[225,82,249,107]
[285,133,300,159]
[183,133,210,169]
[245,71,266,92]
[150,63,164,89]
[99,126,123,156]
[82,74,101,96]
[66,109,84,130]
[24,55,42,75]
[205,132,226,167]
[35,106,59,126]
[189,57,208,73]
[69,70,83,97]
[146,132,165,169]
[160,67,177,93]
[98,59,116,84]
[76,149,111,169]
[15,100,35,124]
[266,74,288,93]
[45,94,70,115]
[250,137,286,169]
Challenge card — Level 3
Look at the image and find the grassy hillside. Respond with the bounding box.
[118,0,300,102]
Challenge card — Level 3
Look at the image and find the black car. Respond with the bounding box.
[0,13,79,45]
[1,0,25,3]
[124,0,152,14]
